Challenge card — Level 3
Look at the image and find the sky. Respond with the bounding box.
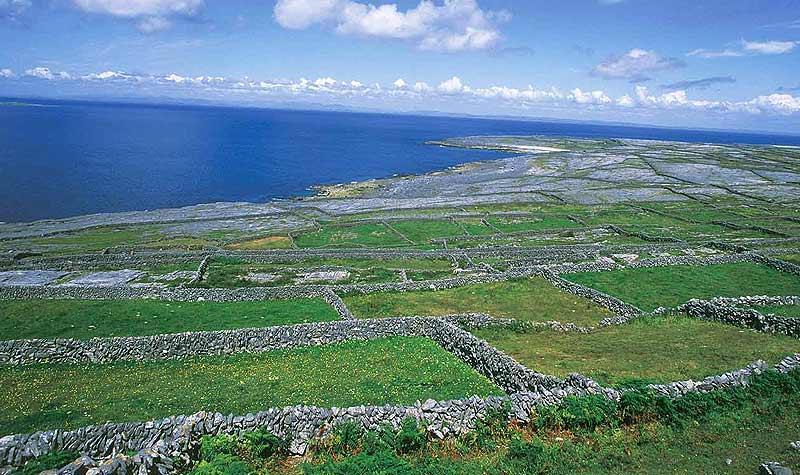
[1,0,799,133]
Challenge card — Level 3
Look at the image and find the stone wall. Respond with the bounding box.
[679,298,800,338]
[539,269,642,316]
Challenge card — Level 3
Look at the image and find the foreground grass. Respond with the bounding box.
[564,262,800,311]
[474,316,800,386]
[343,278,613,326]
[0,299,339,341]
[182,369,800,475]
[0,337,502,435]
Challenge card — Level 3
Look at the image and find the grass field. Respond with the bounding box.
[0,299,338,340]
[752,305,800,317]
[294,224,409,248]
[474,316,800,386]
[0,337,502,434]
[564,263,800,311]
[343,278,613,326]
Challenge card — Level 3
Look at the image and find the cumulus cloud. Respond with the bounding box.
[273,0,509,52]
[661,76,736,91]
[688,39,798,58]
[392,78,407,88]
[438,76,466,93]
[593,49,684,82]
[0,68,15,78]
[71,0,203,32]
[24,67,71,80]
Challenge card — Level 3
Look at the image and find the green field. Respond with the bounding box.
[564,263,800,311]
[294,223,409,248]
[474,316,800,386]
[343,277,614,326]
[0,299,338,341]
[752,305,800,317]
[0,337,502,434]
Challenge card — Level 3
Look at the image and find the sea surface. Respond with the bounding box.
[1,99,799,223]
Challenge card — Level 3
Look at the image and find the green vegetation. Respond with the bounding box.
[343,278,613,326]
[387,220,465,243]
[564,262,800,311]
[11,450,80,475]
[779,254,800,265]
[484,216,578,233]
[226,236,294,250]
[294,224,410,248]
[0,337,502,434]
[184,369,800,475]
[752,305,800,317]
[474,316,800,386]
[0,299,338,341]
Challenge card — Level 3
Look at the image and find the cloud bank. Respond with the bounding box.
[3,65,800,117]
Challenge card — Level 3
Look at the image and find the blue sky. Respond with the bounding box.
[1,0,799,132]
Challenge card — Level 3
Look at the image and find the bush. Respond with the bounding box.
[534,395,617,431]
[392,418,427,454]
[329,421,364,455]
[16,450,79,475]
[240,429,287,459]
[189,454,250,475]
[301,450,415,475]
[199,435,238,461]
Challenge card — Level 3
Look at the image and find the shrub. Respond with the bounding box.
[199,435,238,461]
[392,418,427,454]
[16,450,79,475]
[189,454,250,475]
[329,421,364,455]
[240,429,287,459]
[301,450,415,475]
[534,395,617,431]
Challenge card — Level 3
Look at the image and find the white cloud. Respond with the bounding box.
[72,0,203,32]
[83,70,131,80]
[569,88,611,105]
[741,39,798,55]
[593,48,684,81]
[686,48,743,58]
[746,94,800,114]
[0,68,14,78]
[392,78,407,88]
[688,39,799,58]
[617,94,634,107]
[137,16,172,33]
[438,76,466,93]
[273,0,339,29]
[24,67,71,80]
[413,81,432,92]
[72,0,202,17]
[273,0,508,52]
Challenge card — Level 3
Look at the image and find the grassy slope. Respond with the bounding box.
[474,316,800,386]
[0,299,338,341]
[343,278,613,326]
[0,337,502,435]
[564,263,800,311]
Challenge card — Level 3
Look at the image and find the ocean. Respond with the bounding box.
[1,99,798,223]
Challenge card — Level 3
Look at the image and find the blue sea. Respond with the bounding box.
[1,99,799,223]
